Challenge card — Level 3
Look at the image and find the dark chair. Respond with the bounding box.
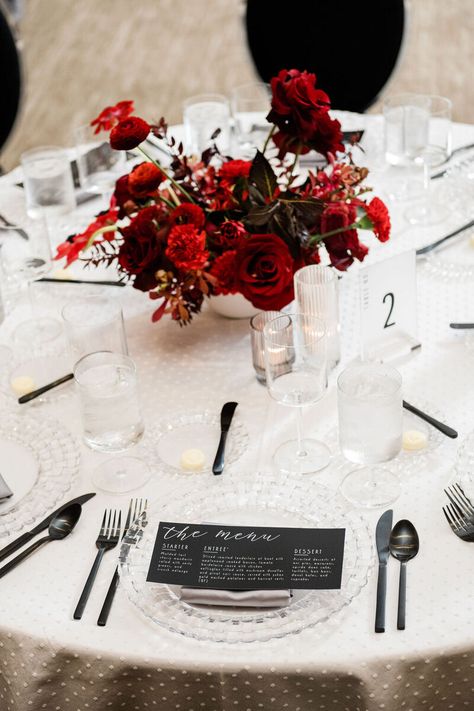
[245,0,405,113]
[0,1,22,160]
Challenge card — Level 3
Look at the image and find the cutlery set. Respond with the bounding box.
[375,510,419,632]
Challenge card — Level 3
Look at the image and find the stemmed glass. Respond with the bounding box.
[338,361,402,508]
[263,313,329,474]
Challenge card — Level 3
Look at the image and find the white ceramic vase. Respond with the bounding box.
[208,293,260,319]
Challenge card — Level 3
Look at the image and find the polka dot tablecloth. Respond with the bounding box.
[1,119,474,711]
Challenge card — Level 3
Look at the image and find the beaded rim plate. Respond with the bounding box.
[144,411,249,477]
[0,411,80,537]
[119,474,373,644]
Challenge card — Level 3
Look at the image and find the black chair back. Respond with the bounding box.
[0,1,21,153]
[245,0,405,113]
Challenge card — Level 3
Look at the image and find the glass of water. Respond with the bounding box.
[263,313,329,474]
[75,123,126,206]
[21,146,76,219]
[74,351,150,493]
[338,361,402,508]
[231,82,270,158]
[183,93,231,156]
[62,296,128,365]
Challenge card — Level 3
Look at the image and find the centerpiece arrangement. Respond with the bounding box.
[56,69,391,325]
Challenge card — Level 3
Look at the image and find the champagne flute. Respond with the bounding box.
[263,313,329,474]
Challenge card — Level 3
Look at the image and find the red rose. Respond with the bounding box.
[267,69,344,158]
[212,220,247,250]
[210,250,239,294]
[118,205,163,291]
[110,116,150,150]
[234,233,296,310]
[90,100,134,134]
[128,162,163,198]
[169,203,206,229]
[218,159,252,183]
[165,224,209,271]
[365,197,391,243]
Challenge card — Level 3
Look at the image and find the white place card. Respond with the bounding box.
[359,250,420,362]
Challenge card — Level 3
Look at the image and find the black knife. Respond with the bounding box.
[212,402,238,475]
[375,509,393,633]
[0,492,96,563]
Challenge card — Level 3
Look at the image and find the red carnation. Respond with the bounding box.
[218,160,252,183]
[210,251,239,294]
[365,197,391,243]
[165,224,209,271]
[234,233,296,310]
[169,203,206,229]
[267,69,344,158]
[110,116,150,150]
[90,101,134,134]
[128,162,164,198]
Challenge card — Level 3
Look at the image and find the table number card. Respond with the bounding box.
[146,522,346,590]
[359,250,420,362]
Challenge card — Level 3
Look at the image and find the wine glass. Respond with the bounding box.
[263,313,329,474]
[338,361,402,508]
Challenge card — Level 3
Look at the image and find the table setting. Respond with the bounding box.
[0,69,473,710]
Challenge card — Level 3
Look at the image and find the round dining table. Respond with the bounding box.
[0,113,473,711]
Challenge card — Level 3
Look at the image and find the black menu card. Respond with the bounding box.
[146,522,346,590]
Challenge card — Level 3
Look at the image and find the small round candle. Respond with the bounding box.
[11,375,36,397]
[402,429,428,451]
[180,448,206,471]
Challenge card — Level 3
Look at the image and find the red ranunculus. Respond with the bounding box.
[267,69,344,158]
[128,162,164,198]
[234,233,296,310]
[210,250,239,294]
[110,116,150,150]
[118,205,164,291]
[169,203,206,229]
[213,220,247,249]
[218,159,252,183]
[365,197,391,243]
[165,224,209,271]
[90,101,134,134]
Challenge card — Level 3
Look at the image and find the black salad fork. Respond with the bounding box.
[443,484,474,542]
[97,498,147,626]
[74,509,121,620]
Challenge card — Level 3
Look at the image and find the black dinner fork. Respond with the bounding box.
[97,498,147,626]
[73,509,121,620]
[443,484,474,542]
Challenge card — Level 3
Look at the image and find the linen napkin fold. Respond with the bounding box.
[0,473,13,502]
[179,587,292,608]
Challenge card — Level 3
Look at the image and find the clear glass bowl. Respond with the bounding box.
[119,473,373,644]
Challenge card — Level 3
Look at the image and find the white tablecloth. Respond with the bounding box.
[0,116,474,711]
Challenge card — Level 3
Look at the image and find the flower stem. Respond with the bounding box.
[262,125,276,154]
[308,221,360,244]
[137,145,195,204]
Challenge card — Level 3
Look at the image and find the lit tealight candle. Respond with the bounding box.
[180,448,206,471]
[52,269,73,280]
[402,429,428,451]
[11,375,36,397]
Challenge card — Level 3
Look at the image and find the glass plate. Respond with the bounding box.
[0,410,80,536]
[454,430,474,500]
[119,474,373,643]
[144,411,249,476]
[424,227,474,281]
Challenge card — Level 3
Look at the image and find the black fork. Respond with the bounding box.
[73,509,121,620]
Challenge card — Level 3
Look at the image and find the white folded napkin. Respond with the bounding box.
[179,587,292,608]
[0,473,13,502]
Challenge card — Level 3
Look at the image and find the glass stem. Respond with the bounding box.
[295,407,307,458]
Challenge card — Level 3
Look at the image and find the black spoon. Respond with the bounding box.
[389,519,419,630]
[403,400,458,439]
[0,503,82,578]
[18,373,74,404]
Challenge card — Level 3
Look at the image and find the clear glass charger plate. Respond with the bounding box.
[424,228,474,281]
[0,409,80,536]
[143,411,249,477]
[119,474,373,644]
[453,429,474,499]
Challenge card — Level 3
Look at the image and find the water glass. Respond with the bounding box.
[294,265,340,371]
[338,361,402,508]
[21,146,76,218]
[250,311,283,383]
[62,296,128,364]
[231,82,270,158]
[263,313,329,474]
[75,123,126,200]
[183,93,231,155]
[383,94,431,167]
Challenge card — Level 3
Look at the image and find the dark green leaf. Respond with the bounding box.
[249,150,278,200]
[245,201,279,227]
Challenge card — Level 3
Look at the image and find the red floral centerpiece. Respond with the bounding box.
[56,69,391,324]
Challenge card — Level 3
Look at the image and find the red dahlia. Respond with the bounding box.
[110,116,150,150]
[165,224,209,271]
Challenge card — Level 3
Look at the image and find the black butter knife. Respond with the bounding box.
[375,509,393,633]
[212,402,238,475]
[0,492,95,563]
